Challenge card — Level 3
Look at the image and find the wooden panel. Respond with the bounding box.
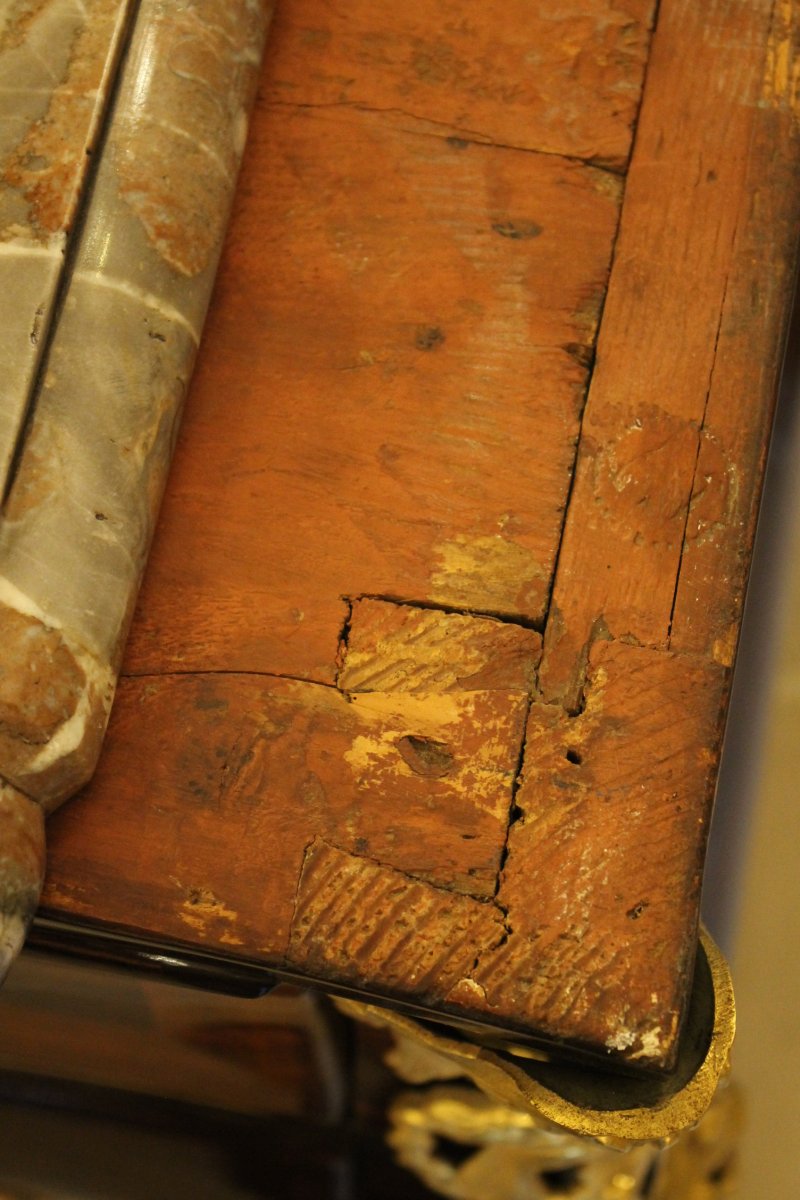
[124,24,628,682]
[338,598,541,693]
[38,0,800,1075]
[539,0,800,710]
[470,641,725,1062]
[262,0,656,169]
[44,605,535,956]
[669,2,800,661]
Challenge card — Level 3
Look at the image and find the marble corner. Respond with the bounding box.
[0,0,274,975]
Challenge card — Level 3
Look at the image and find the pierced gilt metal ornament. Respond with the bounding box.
[338,928,737,1195]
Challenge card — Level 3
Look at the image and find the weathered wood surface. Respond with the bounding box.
[539,0,800,708]
[123,109,622,681]
[38,0,800,1072]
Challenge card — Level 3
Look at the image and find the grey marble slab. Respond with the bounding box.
[0,0,135,488]
[0,0,274,977]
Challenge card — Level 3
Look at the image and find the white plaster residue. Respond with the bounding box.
[630,1027,664,1061]
[27,646,114,774]
[605,1028,637,1052]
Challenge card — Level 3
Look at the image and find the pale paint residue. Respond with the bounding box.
[712,623,738,667]
[605,1027,637,1052]
[179,888,239,934]
[446,976,488,1003]
[344,691,464,779]
[763,0,800,114]
[345,691,524,819]
[218,930,245,947]
[607,1024,665,1060]
[429,534,546,615]
[629,1027,665,1061]
[581,662,609,719]
[348,690,465,736]
[345,729,411,779]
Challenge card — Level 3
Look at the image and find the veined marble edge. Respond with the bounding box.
[0,0,141,495]
[0,0,273,835]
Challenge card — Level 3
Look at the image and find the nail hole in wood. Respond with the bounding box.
[396,735,455,777]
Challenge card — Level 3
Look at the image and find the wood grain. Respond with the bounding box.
[539,0,800,709]
[338,598,541,694]
[670,1,800,661]
[469,641,725,1065]
[37,0,800,1073]
[44,605,534,949]
[262,0,656,169]
[123,59,625,682]
[289,840,507,1002]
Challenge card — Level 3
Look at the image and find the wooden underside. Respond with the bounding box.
[40,0,800,1072]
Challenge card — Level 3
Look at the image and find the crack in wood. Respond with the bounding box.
[263,99,628,177]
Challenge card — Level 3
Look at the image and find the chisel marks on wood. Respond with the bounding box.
[468,640,725,1068]
[338,597,541,694]
[288,839,506,1000]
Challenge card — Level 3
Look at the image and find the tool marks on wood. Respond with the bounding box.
[470,641,725,1067]
[289,839,507,1001]
[338,597,541,694]
[47,596,725,1070]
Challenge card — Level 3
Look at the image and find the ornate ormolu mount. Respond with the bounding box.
[338,931,737,1195]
